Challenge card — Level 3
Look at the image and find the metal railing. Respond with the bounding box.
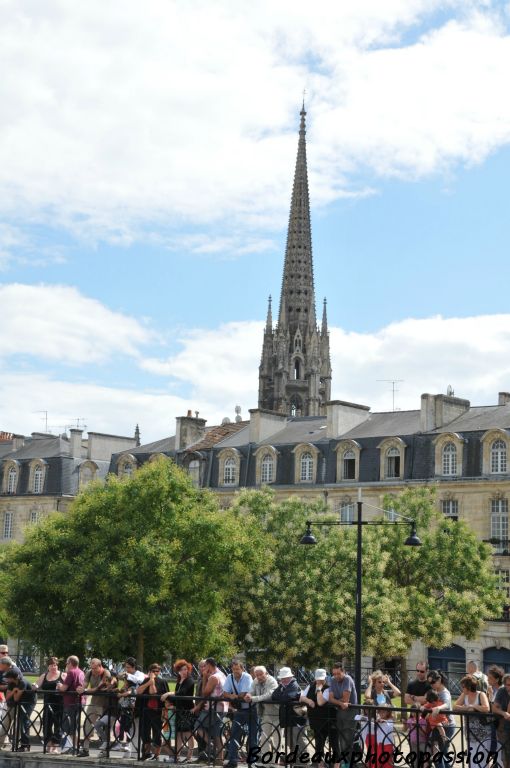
[0,690,507,767]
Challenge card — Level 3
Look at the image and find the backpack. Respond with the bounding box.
[474,672,488,693]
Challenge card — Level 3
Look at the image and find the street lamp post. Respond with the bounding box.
[299,491,422,699]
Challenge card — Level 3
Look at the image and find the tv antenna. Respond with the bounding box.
[377,379,404,412]
[34,410,49,432]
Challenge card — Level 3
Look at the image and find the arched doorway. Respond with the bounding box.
[483,646,510,673]
[428,644,466,695]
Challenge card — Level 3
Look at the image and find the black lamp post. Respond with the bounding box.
[299,492,422,699]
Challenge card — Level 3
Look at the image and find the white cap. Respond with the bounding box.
[277,666,293,679]
[314,669,327,680]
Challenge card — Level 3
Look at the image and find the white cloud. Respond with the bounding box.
[140,313,510,434]
[0,284,153,363]
[3,309,510,441]
[1,1,510,246]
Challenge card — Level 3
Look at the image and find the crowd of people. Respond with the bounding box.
[0,644,509,768]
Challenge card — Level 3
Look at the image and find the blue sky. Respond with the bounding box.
[2,0,510,441]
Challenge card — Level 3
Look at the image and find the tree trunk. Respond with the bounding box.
[137,629,144,669]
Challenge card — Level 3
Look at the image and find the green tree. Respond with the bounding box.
[4,459,268,664]
[231,486,504,667]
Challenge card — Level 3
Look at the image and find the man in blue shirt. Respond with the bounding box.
[223,661,258,768]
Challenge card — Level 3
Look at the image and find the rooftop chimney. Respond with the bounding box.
[69,428,84,458]
[175,412,207,451]
[420,393,470,432]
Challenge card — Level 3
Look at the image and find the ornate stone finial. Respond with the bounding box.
[134,424,141,447]
[322,297,328,334]
[266,295,273,331]
[235,405,242,423]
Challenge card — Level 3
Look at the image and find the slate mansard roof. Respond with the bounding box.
[1,430,137,497]
[110,394,510,490]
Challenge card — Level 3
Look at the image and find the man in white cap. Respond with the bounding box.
[271,667,307,763]
[301,669,336,765]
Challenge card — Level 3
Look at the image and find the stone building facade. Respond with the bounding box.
[0,429,138,544]
[110,108,510,678]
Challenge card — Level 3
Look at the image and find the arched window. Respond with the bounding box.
[294,359,301,380]
[123,462,134,477]
[491,440,507,474]
[261,453,274,484]
[80,463,96,487]
[442,442,457,476]
[300,452,313,482]
[224,457,236,485]
[188,459,200,488]
[7,467,17,494]
[33,464,44,494]
[386,447,400,479]
[343,450,356,480]
[290,395,302,418]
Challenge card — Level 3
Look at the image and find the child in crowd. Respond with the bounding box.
[404,705,429,760]
[422,690,449,752]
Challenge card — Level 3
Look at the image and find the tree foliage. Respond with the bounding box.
[230,486,504,666]
[4,459,268,663]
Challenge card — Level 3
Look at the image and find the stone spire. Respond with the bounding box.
[322,297,328,334]
[258,105,332,417]
[278,103,316,333]
[265,295,272,331]
[134,424,141,447]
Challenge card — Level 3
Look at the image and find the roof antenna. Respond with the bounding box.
[377,379,404,412]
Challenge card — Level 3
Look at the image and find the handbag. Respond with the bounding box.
[229,674,243,710]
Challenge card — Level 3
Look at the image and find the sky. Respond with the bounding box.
[2,0,510,442]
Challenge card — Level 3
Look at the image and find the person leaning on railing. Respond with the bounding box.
[33,656,65,753]
[4,667,36,752]
[492,673,510,768]
[244,666,278,754]
[137,662,169,761]
[57,656,85,755]
[160,659,196,762]
[454,674,491,768]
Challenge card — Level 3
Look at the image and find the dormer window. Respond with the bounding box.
[224,458,236,485]
[386,447,400,479]
[33,464,44,493]
[343,450,356,480]
[491,439,507,474]
[300,452,313,482]
[7,467,17,494]
[335,441,362,482]
[293,443,319,484]
[433,433,463,478]
[118,454,137,478]
[261,453,274,483]
[442,442,457,476]
[218,449,241,488]
[378,438,406,480]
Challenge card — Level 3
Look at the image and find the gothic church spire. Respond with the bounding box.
[258,105,332,417]
[278,103,316,332]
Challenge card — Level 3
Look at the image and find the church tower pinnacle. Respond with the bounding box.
[258,105,332,417]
